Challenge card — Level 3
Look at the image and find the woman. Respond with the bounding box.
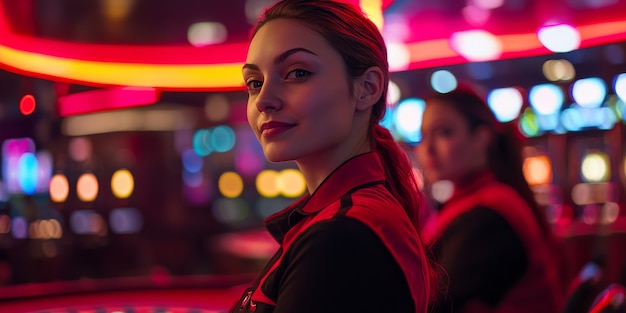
[417,88,564,313]
[231,1,435,312]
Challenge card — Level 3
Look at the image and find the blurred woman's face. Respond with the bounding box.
[416,100,487,184]
[242,18,358,164]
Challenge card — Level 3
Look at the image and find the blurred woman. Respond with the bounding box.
[417,87,564,313]
[231,1,437,312]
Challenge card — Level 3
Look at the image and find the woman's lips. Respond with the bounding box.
[260,121,296,138]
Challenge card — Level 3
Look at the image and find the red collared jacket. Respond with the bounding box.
[422,171,564,313]
[230,152,430,313]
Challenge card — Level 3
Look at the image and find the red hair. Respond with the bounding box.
[253,0,438,300]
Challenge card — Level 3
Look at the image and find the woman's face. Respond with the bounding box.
[243,18,358,163]
[416,100,487,184]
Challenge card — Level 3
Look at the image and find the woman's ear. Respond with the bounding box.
[355,66,384,111]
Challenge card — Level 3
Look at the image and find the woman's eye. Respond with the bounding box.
[286,69,311,80]
[246,80,262,91]
[436,128,454,137]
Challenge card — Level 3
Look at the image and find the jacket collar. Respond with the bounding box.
[264,152,386,242]
[448,169,496,203]
[297,151,386,214]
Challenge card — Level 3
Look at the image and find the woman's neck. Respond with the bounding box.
[297,142,371,194]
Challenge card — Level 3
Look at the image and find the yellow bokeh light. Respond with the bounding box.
[77,173,99,202]
[111,169,134,199]
[218,171,244,198]
[360,0,384,31]
[523,155,553,186]
[49,173,70,202]
[256,170,280,198]
[278,169,307,198]
[581,152,610,182]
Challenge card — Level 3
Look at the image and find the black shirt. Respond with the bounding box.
[268,217,414,313]
[429,207,528,313]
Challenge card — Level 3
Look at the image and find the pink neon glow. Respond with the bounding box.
[57,87,160,117]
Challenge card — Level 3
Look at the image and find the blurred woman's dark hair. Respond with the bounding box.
[426,86,551,237]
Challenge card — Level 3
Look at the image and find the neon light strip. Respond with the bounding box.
[1,0,626,90]
[57,87,160,117]
[0,44,245,91]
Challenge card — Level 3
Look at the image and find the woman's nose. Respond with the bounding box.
[255,82,282,113]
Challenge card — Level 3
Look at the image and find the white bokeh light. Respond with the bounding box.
[387,42,411,71]
[614,73,626,102]
[581,152,609,182]
[487,87,523,122]
[537,24,581,53]
[450,30,502,62]
[529,84,564,115]
[393,98,425,143]
[571,77,607,108]
[187,22,227,47]
[387,80,401,105]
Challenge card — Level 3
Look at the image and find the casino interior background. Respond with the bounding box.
[1,0,626,311]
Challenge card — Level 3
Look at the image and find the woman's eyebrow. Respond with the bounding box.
[242,47,317,71]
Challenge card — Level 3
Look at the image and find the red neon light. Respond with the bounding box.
[19,94,36,115]
[57,87,160,117]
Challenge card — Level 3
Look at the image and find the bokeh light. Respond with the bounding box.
[182,148,203,173]
[110,207,143,234]
[70,210,106,235]
[431,180,454,203]
[571,77,607,109]
[386,42,410,71]
[278,169,307,198]
[537,24,581,53]
[388,80,401,105]
[542,59,576,82]
[210,125,236,153]
[256,170,280,198]
[614,73,626,103]
[77,173,99,202]
[182,169,203,188]
[0,215,10,234]
[49,173,70,203]
[213,198,250,224]
[111,169,134,199]
[487,87,523,122]
[19,94,36,115]
[187,22,227,47]
[473,0,504,9]
[560,107,584,132]
[29,219,62,239]
[18,152,38,195]
[68,137,93,162]
[36,151,53,193]
[393,98,425,143]
[192,129,212,157]
[218,171,244,198]
[529,84,564,115]
[430,70,458,94]
[519,108,540,137]
[11,217,27,239]
[581,152,610,182]
[523,155,553,186]
[450,30,502,62]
